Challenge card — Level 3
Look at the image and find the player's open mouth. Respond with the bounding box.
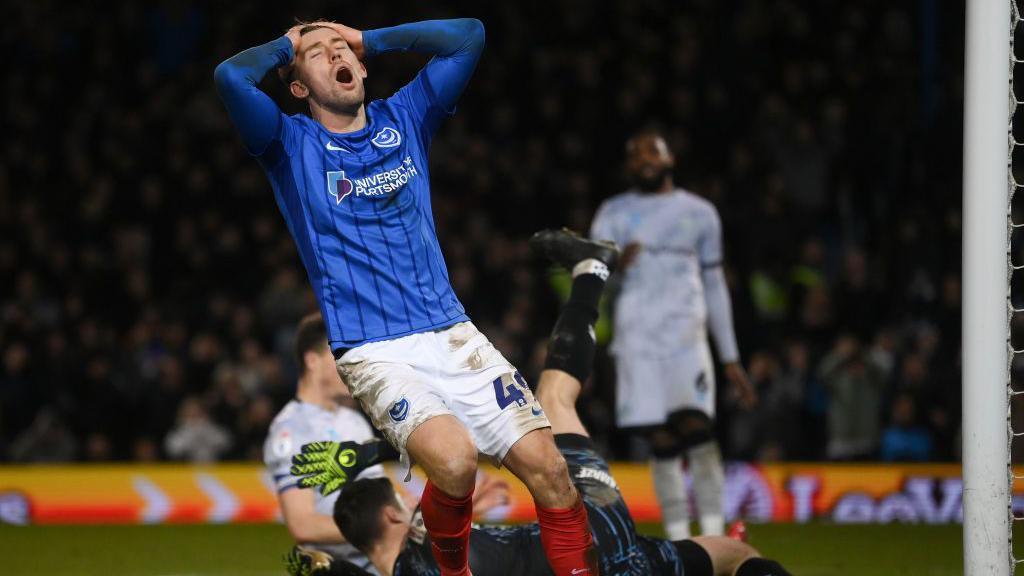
[335,67,354,87]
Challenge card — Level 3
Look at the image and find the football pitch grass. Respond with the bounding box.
[0,522,968,575]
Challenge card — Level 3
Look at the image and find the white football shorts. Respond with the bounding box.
[336,322,550,470]
[613,339,716,428]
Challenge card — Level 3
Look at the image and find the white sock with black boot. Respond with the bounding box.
[688,441,725,536]
[651,456,691,540]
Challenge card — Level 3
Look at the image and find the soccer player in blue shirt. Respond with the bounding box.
[214,18,598,576]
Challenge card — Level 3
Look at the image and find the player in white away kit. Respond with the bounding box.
[265,314,387,573]
[590,129,756,540]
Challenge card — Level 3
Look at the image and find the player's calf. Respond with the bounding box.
[535,369,589,437]
[682,537,792,576]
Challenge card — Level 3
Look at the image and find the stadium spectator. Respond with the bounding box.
[818,335,889,460]
[9,408,77,462]
[164,396,233,462]
[880,393,933,462]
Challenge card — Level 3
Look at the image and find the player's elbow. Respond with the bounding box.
[284,516,320,543]
[213,60,241,93]
[284,520,307,542]
[458,18,485,52]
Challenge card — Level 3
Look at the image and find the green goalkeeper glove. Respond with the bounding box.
[289,439,399,495]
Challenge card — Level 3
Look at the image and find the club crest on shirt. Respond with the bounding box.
[389,397,410,422]
[272,431,293,458]
[371,126,402,148]
[326,171,354,204]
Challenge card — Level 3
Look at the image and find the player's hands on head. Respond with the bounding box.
[285,24,306,56]
[290,440,364,496]
[323,22,365,60]
[724,362,757,410]
[284,21,365,62]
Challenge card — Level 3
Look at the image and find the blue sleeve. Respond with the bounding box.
[213,36,295,161]
[364,19,485,136]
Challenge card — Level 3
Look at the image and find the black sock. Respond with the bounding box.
[736,557,792,576]
[543,273,605,383]
[673,540,713,576]
[567,272,604,318]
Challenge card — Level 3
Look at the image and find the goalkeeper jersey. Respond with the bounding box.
[264,399,384,566]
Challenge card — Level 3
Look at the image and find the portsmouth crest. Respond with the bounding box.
[389,397,410,422]
[371,127,402,148]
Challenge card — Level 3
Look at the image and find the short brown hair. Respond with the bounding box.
[294,313,328,376]
[278,24,332,85]
[333,477,399,552]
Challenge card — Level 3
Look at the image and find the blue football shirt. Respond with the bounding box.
[215,20,484,349]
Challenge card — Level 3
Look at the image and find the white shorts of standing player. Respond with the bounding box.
[336,321,550,476]
[613,340,716,427]
[613,339,724,540]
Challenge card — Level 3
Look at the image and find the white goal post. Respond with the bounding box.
[962,0,1012,574]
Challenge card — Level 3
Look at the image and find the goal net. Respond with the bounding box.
[1013,1,1023,573]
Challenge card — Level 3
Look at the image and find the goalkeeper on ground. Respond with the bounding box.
[288,230,791,576]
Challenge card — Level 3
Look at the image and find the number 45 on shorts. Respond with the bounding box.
[492,372,530,409]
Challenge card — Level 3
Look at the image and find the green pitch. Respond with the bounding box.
[0,522,969,575]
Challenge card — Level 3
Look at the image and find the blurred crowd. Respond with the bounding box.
[0,0,975,463]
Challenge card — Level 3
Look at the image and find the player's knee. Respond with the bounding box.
[422,432,478,496]
[525,451,572,498]
[435,449,478,496]
[648,427,682,458]
[668,409,715,449]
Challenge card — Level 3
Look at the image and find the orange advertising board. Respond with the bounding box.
[0,462,1017,525]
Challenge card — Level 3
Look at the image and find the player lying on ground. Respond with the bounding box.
[288,230,792,576]
[215,18,597,575]
[265,313,510,574]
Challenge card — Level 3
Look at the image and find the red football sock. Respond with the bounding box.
[536,497,599,576]
[420,480,474,576]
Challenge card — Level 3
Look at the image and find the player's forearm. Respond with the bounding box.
[215,36,293,90]
[364,19,484,60]
[213,36,292,154]
[286,511,347,544]
[701,266,740,363]
[365,19,484,111]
